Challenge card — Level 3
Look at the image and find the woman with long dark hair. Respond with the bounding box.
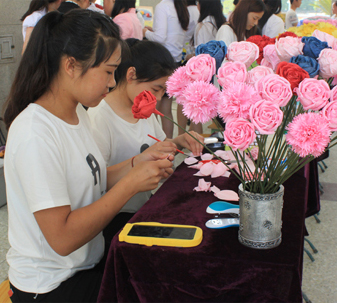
[216,0,265,47]
[143,0,190,139]
[258,0,284,38]
[4,9,174,302]
[21,0,62,54]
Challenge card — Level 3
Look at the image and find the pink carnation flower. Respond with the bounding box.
[217,61,247,89]
[182,81,221,124]
[249,100,283,135]
[218,81,261,122]
[322,101,337,131]
[286,112,331,158]
[166,66,192,99]
[295,78,330,111]
[223,118,256,151]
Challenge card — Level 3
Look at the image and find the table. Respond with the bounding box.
[98,162,312,303]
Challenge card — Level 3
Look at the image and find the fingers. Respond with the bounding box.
[183,131,204,156]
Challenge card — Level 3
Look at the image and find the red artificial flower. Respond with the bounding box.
[247,35,276,64]
[276,62,310,92]
[132,90,163,119]
[277,31,299,39]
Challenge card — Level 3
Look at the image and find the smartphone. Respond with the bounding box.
[119,222,203,247]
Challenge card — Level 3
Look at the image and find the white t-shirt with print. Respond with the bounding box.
[5,104,106,294]
[22,8,47,41]
[285,9,298,29]
[88,100,166,213]
[194,16,218,47]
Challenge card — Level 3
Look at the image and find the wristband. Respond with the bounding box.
[131,156,136,167]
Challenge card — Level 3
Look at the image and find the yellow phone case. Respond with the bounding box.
[119,222,203,247]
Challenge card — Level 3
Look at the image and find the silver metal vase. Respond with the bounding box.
[238,184,284,249]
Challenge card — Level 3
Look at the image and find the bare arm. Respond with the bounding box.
[22,27,33,54]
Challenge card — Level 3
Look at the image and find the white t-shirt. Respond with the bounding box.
[194,16,218,47]
[22,8,47,41]
[145,0,186,62]
[285,9,298,29]
[87,3,104,13]
[87,100,166,213]
[262,14,284,38]
[216,24,240,48]
[5,104,106,294]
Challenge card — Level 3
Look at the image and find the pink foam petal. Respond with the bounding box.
[211,163,228,178]
[187,164,201,169]
[200,162,215,176]
[211,185,220,193]
[201,153,213,160]
[193,178,212,192]
[184,157,199,165]
[214,190,239,201]
[214,150,228,159]
[193,171,206,176]
[222,171,231,178]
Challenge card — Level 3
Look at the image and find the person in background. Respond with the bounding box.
[21,0,62,54]
[285,0,302,29]
[87,38,204,242]
[110,0,143,40]
[331,0,337,19]
[216,0,265,47]
[4,9,174,303]
[258,0,284,38]
[88,0,104,13]
[143,0,190,139]
[58,0,90,13]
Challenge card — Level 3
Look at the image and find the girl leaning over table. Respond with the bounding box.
[3,9,176,303]
[87,38,204,246]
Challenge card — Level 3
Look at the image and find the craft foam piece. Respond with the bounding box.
[214,190,239,201]
[184,157,199,165]
[200,162,215,176]
[210,185,220,193]
[221,171,231,178]
[201,153,213,160]
[193,178,211,192]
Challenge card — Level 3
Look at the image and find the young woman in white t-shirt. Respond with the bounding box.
[21,0,62,54]
[216,0,265,47]
[258,0,284,38]
[3,10,175,303]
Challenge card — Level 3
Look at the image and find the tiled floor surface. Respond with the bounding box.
[0,101,336,302]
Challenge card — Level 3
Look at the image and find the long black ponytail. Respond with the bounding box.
[174,0,190,31]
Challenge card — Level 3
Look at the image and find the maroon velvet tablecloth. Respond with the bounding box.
[98,162,312,303]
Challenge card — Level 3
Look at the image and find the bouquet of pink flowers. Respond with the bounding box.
[163,34,337,194]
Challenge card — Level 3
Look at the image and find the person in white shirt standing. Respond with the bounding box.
[259,0,284,38]
[285,0,302,29]
[331,1,337,19]
[143,0,189,139]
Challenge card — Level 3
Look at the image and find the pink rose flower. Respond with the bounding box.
[218,81,261,122]
[260,58,273,69]
[185,54,216,82]
[332,76,337,88]
[317,48,337,79]
[275,36,304,62]
[249,100,283,135]
[217,61,247,89]
[295,78,330,111]
[331,85,337,102]
[312,29,336,48]
[286,112,331,158]
[255,74,293,107]
[227,41,259,68]
[246,65,274,86]
[223,118,257,151]
[322,101,337,131]
[166,66,192,99]
[263,44,281,71]
[182,81,221,124]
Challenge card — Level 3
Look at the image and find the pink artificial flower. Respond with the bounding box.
[218,81,261,122]
[331,85,337,102]
[263,44,281,71]
[182,81,221,124]
[275,36,304,62]
[286,112,331,158]
[246,65,274,86]
[295,78,330,111]
[217,61,247,89]
[185,54,216,82]
[249,100,283,135]
[260,58,274,69]
[322,101,337,131]
[332,76,337,88]
[166,66,192,99]
[227,41,259,68]
[312,29,337,48]
[223,118,257,151]
[255,74,293,107]
[317,48,337,79]
[248,146,259,161]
